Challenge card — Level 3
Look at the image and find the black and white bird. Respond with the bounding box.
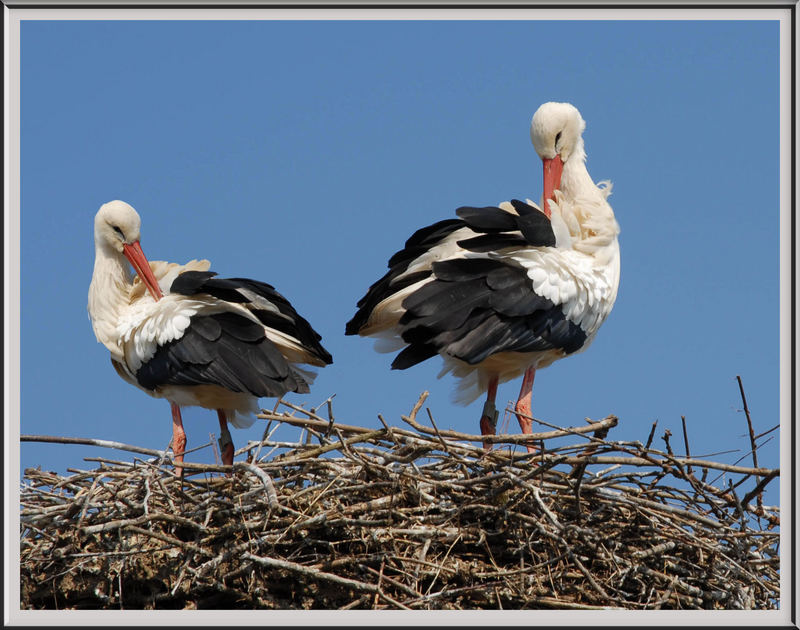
[346,102,620,450]
[88,200,333,473]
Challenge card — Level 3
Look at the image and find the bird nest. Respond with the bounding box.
[20,392,780,611]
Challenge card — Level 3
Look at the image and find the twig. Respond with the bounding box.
[400,413,618,446]
[21,435,165,458]
[232,462,279,511]
[19,390,780,611]
[736,375,762,509]
[243,553,411,609]
[740,469,780,512]
[645,420,658,450]
[680,416,692,475]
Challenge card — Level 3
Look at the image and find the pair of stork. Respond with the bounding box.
[88,102,620,473]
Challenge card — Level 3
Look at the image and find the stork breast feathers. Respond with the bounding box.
[117,297,214,372]
[508,248,614,334]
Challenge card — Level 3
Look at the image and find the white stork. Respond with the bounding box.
[88,200,333,474]
[345,102,620,451]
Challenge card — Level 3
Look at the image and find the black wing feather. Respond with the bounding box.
[345,219,462,335]
[457,234,529,252]
[346,199,559,358]
[511,200,557,247]
[455,205,519,232]
[388,219,462,268]
[393,258,586,368]
[170,271,332,365]
[136,311,309,397]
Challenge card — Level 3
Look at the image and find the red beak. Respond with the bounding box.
[542,154,564,219]
[123,241,163,301]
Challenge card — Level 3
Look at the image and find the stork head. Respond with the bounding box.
[530,102,585,163]
[529,102,586,218]
[94,200,162,300]
[94,200,142,253]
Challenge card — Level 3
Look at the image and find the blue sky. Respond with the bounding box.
[16,17,783,507]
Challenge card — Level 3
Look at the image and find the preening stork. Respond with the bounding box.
[346,102,620,451]
[88,201,333,474]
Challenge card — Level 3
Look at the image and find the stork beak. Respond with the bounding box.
[542,154,564,219]
[123,241,163,301]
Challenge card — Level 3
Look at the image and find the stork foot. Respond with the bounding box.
[514,401,537,454]
[218,427,234,470]
[170,402,187,479]
[217,410,234,475]
[479,399,499,450]
[514,367,537,454]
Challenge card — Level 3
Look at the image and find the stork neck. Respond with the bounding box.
[554,147,620,260]
[93,244,134,289]
[88,245,134,356]
[560,149,599,202]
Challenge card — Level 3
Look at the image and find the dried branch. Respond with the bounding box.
[736,375,762,511]
[20,393,780,611]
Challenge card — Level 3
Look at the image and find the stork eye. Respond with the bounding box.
[554,131,562,148]
[112,225,124,239]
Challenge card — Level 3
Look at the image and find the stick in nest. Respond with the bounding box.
[20,391,780,611]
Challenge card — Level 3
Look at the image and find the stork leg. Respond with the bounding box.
[170,402,187,477]
[217,409,234,471]
[514,366,537,453]
[479,375,500,450]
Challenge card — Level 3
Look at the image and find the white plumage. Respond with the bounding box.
[88,201,332,472]
[347,102,620,449]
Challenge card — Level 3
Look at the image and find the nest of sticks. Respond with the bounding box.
[20,391,780,611]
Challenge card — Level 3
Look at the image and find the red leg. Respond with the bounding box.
[217,409,234,471]
[479,375,500,450]
[514,366,537,453]
[170,402,187,476]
